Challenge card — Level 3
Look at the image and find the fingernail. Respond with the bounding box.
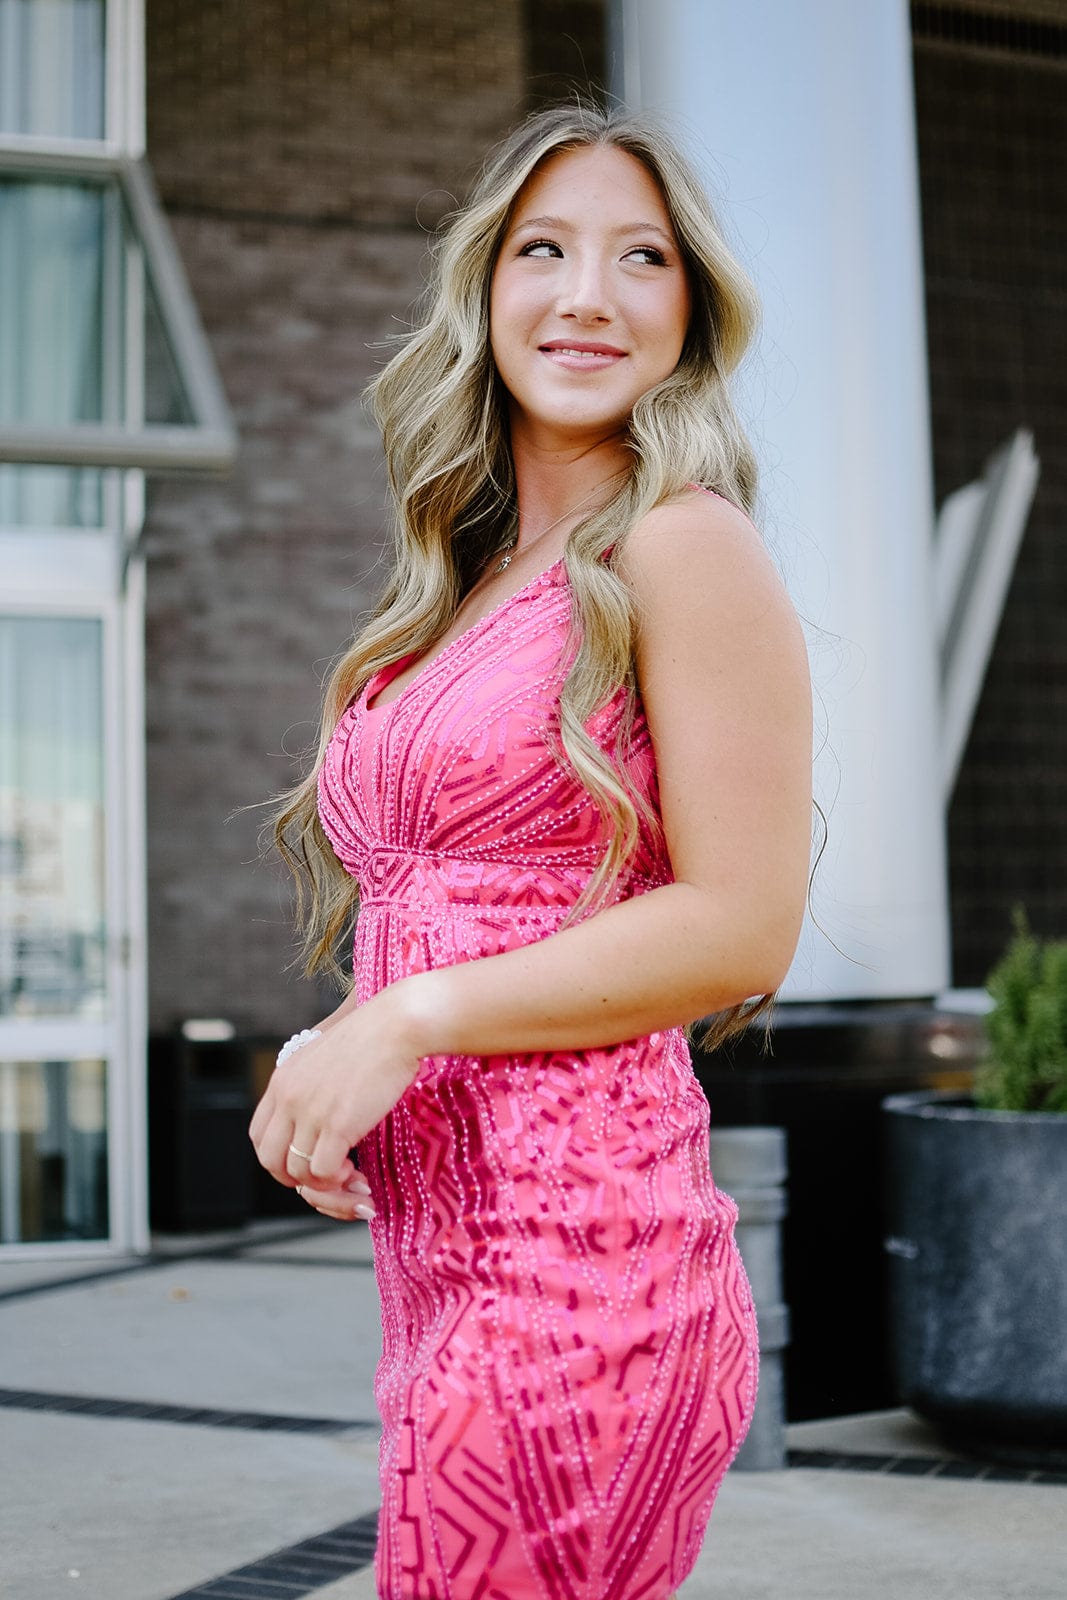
[353,1202,376,1221]
[344,1179,371,1196]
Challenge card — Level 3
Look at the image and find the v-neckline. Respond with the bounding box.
[363,557,566,715]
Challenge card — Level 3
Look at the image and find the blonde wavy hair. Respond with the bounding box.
[274,101,772,1050]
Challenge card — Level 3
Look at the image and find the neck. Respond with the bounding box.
[509,439,630,554]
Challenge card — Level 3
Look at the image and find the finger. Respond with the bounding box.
[285,1128,318,1183]
[308,1129,356,1185]
[297,1172,374,1209]
[310,1201,374,1222]
[295,1182,375,1222]
[255,1116,301,1186]
[248,1086,277,1148]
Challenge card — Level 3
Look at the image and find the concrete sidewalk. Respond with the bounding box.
[1,1221,1063,1600]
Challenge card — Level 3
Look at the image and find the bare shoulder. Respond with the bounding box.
[617,487,798,639]
[614,492,811,976]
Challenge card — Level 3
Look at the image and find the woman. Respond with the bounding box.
[251,103,812,1600]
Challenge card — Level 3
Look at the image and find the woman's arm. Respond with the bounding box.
[405,495,812,1050]
[251,494,812,1199]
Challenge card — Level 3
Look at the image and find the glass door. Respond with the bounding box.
[0,2,231,1253]
[0,591,146,1255]
[0,615,110,1243]
[0,0,145,1254]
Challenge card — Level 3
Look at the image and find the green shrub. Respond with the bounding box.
[976,907,1067,1113]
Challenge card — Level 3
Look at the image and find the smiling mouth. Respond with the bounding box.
[539,342,627,369]
[539,341,627,359]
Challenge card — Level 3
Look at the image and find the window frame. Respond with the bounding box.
[0,145,236,473]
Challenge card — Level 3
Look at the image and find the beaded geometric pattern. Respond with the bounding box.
[317,558,758,1599]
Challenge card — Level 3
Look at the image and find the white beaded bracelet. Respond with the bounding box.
[275,1028,322,1068]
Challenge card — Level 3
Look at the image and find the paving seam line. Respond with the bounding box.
[0,1223,353,1304]
[0,1386,377,1436]
[163,1508,380,1600]
[3,1385,1064,1484]
[786,1448,1067,1485]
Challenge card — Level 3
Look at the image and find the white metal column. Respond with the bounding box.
[612,0,950,999]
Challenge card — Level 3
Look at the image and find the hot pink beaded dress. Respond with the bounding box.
[317,550,759,1600]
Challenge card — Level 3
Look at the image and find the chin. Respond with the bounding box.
[525,405,634,445]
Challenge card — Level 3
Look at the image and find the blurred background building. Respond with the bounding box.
[1,0,1064,1417]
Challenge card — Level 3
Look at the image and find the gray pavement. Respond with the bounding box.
[1,1221,1063,1600]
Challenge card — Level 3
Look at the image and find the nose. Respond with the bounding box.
[554,251,613,324]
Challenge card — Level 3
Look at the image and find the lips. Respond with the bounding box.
[538,339,627,371]
[539,339,627,357]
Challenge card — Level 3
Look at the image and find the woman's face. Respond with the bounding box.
[489,144,691,451]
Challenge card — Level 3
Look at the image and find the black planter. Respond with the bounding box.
[883,1089,1067,1467]
[690,1001,984,1421]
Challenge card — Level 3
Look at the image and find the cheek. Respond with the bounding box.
[634,281,691,369]
[668,281,692,356]
[487,281,503,359]
[488,276,526,369]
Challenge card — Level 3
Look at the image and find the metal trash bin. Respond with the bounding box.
[710,1125,790,1470]
[148,1019,255,1231]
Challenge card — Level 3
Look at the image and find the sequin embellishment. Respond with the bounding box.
[317,559,758,1599]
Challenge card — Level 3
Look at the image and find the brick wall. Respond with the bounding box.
[144,0,1067,1026]
[147,0,525,229]
[143,1,531,1032]
[911,6,1067,979]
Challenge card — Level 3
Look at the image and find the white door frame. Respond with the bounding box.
[0,533,148,1257]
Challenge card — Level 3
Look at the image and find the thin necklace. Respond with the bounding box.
[490,472,626,575]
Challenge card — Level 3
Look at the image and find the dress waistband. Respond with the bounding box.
[358,844,660,914]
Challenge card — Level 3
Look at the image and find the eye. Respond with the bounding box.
[518,238,563,258]
[624,245,668,266]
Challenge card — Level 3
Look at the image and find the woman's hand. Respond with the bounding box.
[292,1168,378,1224]
[248,983,424,1210]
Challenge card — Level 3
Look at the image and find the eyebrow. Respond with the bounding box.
[509,213,677,246]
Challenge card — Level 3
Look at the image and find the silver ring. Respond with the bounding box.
[288,1143,313,1162]
[294,1184,303,1198]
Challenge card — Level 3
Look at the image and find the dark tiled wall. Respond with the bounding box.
[912,25,1067,980]
[522,0,607,108]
